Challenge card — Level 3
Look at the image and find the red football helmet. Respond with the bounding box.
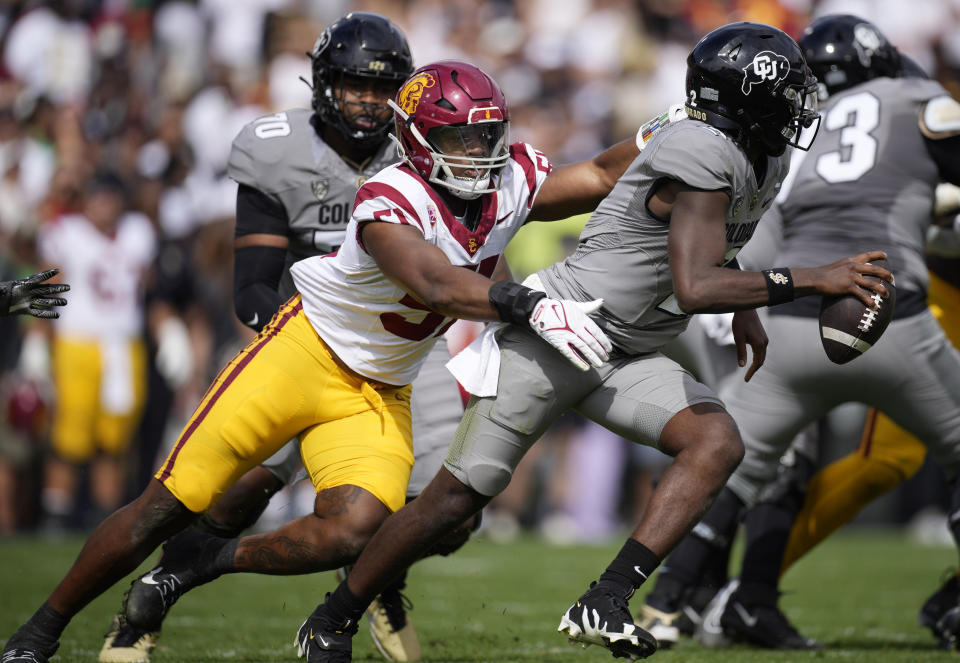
[389,61,510,200]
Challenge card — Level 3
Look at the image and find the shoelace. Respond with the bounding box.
[379,589,414,632]
[112,623,153,648]
[607,592,632,621]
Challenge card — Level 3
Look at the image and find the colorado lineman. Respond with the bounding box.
[299,22,891,662]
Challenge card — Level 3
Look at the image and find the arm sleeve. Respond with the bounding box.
[234,245,286,331]
[234,184,289,238]
[233,184,290,331]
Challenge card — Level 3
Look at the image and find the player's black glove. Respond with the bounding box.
[0,268,70,318]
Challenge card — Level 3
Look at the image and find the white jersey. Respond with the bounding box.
[292,142,552,385]
[39,212,156,340]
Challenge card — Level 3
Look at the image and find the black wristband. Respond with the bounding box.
[762,267,794,305]
[488,280,547,325]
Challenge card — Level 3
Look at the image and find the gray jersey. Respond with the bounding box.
[228,108,398,297]
[773,76,949,316]
[540,120,790,355]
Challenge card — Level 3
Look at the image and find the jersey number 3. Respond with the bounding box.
[815,92,880,184]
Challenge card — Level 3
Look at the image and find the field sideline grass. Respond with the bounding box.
[1,528,957,662]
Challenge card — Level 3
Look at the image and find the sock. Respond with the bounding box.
[740,503,792,589]
[7,603,68,654]
[210,538,239,574]
[196,513,247,539]
[326,582,368,629]
[645,487,743,612]
[598,539,660,597]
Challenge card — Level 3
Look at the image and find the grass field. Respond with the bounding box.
[1,528,957,662]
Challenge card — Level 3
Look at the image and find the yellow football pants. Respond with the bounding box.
[156,296,414,514]
[50,336,147,462]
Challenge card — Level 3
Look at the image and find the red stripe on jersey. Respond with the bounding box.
[398,163,501,256]
[509,143,537,207]
[355,181,422,231]
[157,301,303,482]
[509,143,552,208]
[857,407,879,458]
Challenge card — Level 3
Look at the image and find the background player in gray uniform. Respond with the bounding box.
[95,13,472,663]
[640,14,960,651]
[298,22,892,663]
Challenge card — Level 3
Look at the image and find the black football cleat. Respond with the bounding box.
[123,529,225,631]
[99,613,159,663]
[295,599,358,663]
[1,650,50,663]
[720,589,822,650]
[919,572,960,648]
[559,582,657,660]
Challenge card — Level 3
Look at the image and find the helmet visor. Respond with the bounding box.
[780,80,821,151]
[427,122,509,164]
[425,121,510,198]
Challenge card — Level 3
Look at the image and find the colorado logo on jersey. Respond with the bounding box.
[398,72,436,114]
[742,51,789,94]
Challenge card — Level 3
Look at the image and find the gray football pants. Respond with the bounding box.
[444,325,722,497]
[723,310,960,506]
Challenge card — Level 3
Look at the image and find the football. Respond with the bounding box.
[818,259,896,364]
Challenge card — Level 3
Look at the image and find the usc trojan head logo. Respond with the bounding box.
[741,51,790,94]
[398,72,437,114]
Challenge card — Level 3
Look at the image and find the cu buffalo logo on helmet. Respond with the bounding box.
[741,51,790,94]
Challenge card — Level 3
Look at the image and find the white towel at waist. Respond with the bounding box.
[446,273,545,398]
[100,336,135,413]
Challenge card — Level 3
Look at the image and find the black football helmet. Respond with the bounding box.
[799,14,901,98]
[310,12,413,147]
[685,22,820,157]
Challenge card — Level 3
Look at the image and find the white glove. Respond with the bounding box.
[155,317,194,389]
[18,331,51,384]
[528,298,612,371]
[935,183,960,217]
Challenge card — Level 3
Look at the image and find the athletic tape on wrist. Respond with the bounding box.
[488,280,547,325]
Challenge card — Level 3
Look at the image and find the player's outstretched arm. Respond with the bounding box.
[363,221,611,369]
[665,184,892,313]
[527,138,640,221]
[0,268,70,318]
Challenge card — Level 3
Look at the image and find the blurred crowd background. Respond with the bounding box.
[1,0,959,542]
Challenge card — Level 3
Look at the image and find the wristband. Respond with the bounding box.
[488,280,547,325]
[762,267,794,305]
